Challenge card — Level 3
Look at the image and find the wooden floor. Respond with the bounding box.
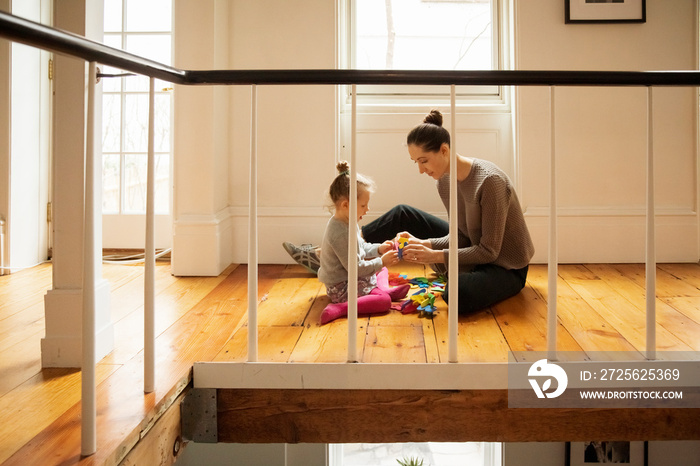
[1,260,699,464]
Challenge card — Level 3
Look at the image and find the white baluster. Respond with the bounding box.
[248,85,259,362]
[81,60,98,457]
[348,85,358,363]
[646,87,656,360]
[448,85,459,363]
[144,77,156,393]
[548,86,558,360]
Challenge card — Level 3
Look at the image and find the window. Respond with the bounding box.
[102,0,172,214]
[344,0,505,104]
[331,442,502,466]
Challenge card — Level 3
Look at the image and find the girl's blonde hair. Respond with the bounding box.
[328,160,375,207]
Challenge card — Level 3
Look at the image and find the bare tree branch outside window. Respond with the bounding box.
[385,0,395,68]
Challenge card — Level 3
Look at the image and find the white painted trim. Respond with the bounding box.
[228,205,447,222]
[525,206,697,217]
[41,280,113,368]
[171,207,234,276]
[174,207,233,226]
[227,205,332,218]
[103,214,172,249]
[194,362,509,390]
[225,203,699,264]
[526,214,699,263]
[193,360,700,391]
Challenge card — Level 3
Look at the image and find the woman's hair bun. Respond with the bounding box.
[423,109,443,127]
[336,160,350,174]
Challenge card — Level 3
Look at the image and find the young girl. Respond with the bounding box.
[317,161,409,324]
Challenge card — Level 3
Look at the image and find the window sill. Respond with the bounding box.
[341,99,511,115]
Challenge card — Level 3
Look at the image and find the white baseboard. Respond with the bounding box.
[172,205,699,274]
[172,208,235,276]
[229,206,331,264]
[41,280,114,368]
[525,206,699,263]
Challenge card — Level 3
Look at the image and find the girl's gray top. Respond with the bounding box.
[317,216,383,287]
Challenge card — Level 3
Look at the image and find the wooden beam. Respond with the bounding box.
[120,389,188,466]
[217,389,700,443]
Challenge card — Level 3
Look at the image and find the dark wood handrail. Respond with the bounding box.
[2,11,700,87]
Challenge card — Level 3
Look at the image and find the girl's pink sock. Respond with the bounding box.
[376,267,410,301]
[320,288,392,324]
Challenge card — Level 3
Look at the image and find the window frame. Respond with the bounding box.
[339,0,511,111]
[102,0,173,216]
[329,442,504,466]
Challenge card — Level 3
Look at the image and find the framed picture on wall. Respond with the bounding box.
[566,441,647,465]
[565,0,646,24]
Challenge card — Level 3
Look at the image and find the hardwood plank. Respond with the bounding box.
[216,388,700,443]
[3,354,188,466]
[526,265,643,357]
[257,266,324,327]
[563,271,693,353]
[491,284,586,360]
[3,261,699,464]
[214,326,304,362]
[586,264,700,354]
[0,364,120,464]
[557,263,599,281]
[662,296,700,325]
[0,302,43,353]
[363,325,427,363]
[432,309,511,363]
[420,318,441,364]
[384,263,443,363]
[526,264,550,301]
[302,286,331,327]
[289,295,369,363]
[658,263,700,290]
[102,268,234,366]
[0,263,52,319]
[613,263,700,297]
[3,265,260,465]
[105,262,177,324]
[0,326,44,397]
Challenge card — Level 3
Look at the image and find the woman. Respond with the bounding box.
[285,109,534,314]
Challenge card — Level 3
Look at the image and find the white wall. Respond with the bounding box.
[8,0,50,272]
[0,0,51,274]
[177,443,327,466]
[227,0,338,265]
[169,0,698,275]
[176,441,700,465]
[0,0,10,273]
[171,0,234,276]
[505,441,700,466]
[42,0,113,368]
[515,0,698,263]
[171,0,338,274]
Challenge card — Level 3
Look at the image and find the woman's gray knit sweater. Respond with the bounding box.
[432,158,534,270]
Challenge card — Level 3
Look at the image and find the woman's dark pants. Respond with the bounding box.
[362,204,529,314]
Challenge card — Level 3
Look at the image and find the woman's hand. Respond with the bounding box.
[401,243,444,264]
[396,231,431,248]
